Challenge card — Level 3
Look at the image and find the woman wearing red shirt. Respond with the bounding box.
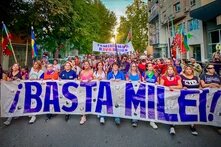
[160,65,182,135]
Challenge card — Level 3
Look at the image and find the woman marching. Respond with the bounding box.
[107,62,125,125]
[126,62,141,127]
[93,62,106,124]
[160,65,182,135]
[59,61,77,121]
[28,61,44,124]
[143,63,158,129]
[180,65,200,135]
[78,60,94,125]
[44,63,59,120]
[4,63,22,126]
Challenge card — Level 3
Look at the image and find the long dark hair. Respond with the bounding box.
[82,60,91,70]
[8,63,21,78]
[95,61,104,72]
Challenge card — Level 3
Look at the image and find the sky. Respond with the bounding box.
[101,0,147,34]
[101,0,134,20]
[100,0,134,34]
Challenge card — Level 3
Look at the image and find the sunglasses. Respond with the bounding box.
[207,67,214,69]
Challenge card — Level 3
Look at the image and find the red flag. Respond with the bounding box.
[172,33,187,54]
[2,22,13,56]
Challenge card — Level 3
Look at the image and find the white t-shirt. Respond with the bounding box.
[29,68,44,79]
[93,71,106,79]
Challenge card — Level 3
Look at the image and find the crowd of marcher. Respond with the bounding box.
[0,49,221,136]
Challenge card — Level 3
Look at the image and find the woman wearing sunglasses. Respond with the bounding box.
[200,64,221,88]
[200,63,221,134]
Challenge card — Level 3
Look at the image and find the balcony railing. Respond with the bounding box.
[148,3,159,22]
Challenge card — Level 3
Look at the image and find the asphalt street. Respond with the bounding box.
[0,115,221,147]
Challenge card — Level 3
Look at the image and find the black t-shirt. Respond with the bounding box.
[180,74,200,88]
[200,73,221,84]
[8,71,22,80]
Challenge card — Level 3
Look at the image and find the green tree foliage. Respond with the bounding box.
[33,0,75,55]
[1,0,117,56]
[117,0,148,52]
[70,0,116,54]
[117,16,131,43]
[0,0,34,35]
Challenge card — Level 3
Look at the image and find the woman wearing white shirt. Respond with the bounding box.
[28,60,44,124]
[93,62,106,80]
[93,62,106,124]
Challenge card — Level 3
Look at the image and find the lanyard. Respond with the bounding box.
[112,71,118,79]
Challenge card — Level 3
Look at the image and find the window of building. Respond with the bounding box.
[153,48,161,58]
[192,45,201,61]
[220,30,221,40]
[174,2,181,13]
[210,31,220,43]
[208,29,221,59]
[188,19,200,31]
[190,0,196,6]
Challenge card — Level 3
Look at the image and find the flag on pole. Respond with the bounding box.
[31,26,38,58]
[125,27,132,43]
[172,22,191,54]
[2,22,13,56]
[183,33,190,52]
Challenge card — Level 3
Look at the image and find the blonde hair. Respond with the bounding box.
[128,62,140,75]
[164,65,178,76]
[34,60,42,70]
[183,65,194,75]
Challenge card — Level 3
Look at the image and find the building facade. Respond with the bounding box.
[148,0,221,62]
[148,0,168,58]
[190,0,221,61]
